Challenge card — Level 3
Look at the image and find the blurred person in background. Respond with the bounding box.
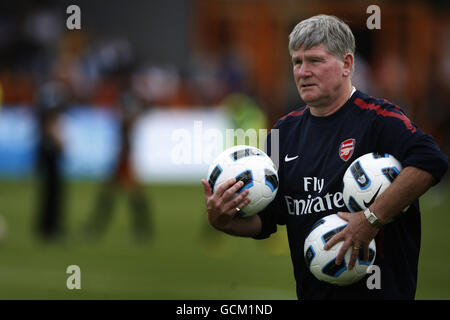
[83,59,158,243]
[83,87,153,243]
[35,80,68,242]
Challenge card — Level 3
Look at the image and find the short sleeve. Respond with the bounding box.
[372,107,448,184]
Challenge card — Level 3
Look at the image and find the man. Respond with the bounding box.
[201,15,448,299]
[36,80,68,241]
[84,88,153,243]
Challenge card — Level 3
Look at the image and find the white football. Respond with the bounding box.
[343,153,403,213]
[304,214,376,286]
[206,145,278,217]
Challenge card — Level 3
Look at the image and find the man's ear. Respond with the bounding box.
[342,53,354,77]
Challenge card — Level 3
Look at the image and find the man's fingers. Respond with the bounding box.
[337,211,351,221]
[347,244,361,270]
[214,178,237,198]
[323,212,374,269]
[240,197,252,209]
[223,180,245,201]
[363,246,370,263]
[335,240,352,266]
[348,243,372,270]
[201,179,212,198]
[225,189,250,214]
[324,230,343,251]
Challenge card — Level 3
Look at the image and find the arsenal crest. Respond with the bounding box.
[339,139,355,161]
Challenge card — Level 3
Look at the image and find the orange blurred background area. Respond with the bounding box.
[0,0,449,152]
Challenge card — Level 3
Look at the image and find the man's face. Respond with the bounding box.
[292,44,347,107]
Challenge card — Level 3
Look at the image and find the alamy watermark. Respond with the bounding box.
[366,5,381,30]
[366,264,381,290]
[170,121,280,168]
[66,5,81,30]
[66,265,81,290]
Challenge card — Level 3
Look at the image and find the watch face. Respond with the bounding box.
[368,215,376,224]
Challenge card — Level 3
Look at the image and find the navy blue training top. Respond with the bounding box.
[255,89,448,300]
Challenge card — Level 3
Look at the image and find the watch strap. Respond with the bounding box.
[364,208,384,229]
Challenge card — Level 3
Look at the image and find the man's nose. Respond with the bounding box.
[297,63,312,77]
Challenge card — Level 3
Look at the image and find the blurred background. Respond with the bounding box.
[0,0,448,299]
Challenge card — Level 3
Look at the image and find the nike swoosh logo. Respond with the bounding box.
[363,186,382,208]
[285,155,299,162]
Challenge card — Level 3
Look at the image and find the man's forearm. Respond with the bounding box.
[370,166,436,224]
[221,214,262,238]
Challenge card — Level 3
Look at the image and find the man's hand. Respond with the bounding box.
[323,167,436,270]
[201,178,251,232]
[323,211,379,270]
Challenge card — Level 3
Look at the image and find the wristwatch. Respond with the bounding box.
[364,208,384,229]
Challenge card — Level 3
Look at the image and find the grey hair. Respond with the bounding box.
[289,15,355,72]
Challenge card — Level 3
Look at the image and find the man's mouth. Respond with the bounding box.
[301,84,316,88]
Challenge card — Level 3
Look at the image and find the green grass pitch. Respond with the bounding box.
[0,178,448,299]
